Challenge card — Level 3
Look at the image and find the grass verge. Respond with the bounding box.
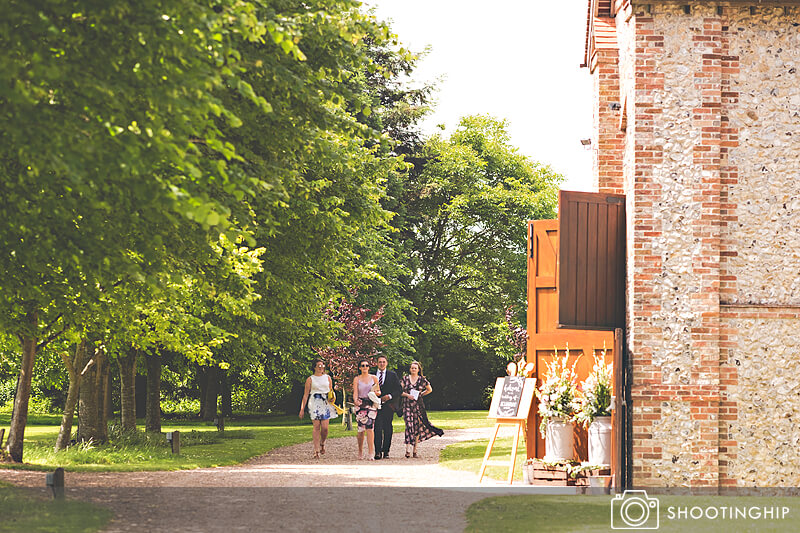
[0,482,111,533]
[440,437,526,482]
[0,410,491,472]
[465,494,800,532]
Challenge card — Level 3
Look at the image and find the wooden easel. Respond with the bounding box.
[480,377,536,484]
[478,418,526,484]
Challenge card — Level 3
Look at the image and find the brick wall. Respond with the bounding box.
[601,2,800,488]
[593,45,626,194]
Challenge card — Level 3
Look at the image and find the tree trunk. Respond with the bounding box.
[118,348,138,432]
[5,312,38,462]
[55,342,94,451]
[135,375,147,418]
[144,351,161,433]
[220,369,232,417]
[103,363,112,424]
[197,365,207,418]
[96,351,109,443]
[78,345,107,443]
[201,366,218,421]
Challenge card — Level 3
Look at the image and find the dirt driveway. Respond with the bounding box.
[0,427,538,532]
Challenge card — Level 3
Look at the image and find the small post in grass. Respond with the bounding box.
[166,431,180,454]
[45,467,65,500]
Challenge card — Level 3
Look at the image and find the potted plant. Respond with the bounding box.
[535,345,581,462]
[575,347,613,466]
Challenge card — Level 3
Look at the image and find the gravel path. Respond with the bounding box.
[0,426,534,532]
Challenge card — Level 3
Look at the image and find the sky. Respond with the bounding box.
[367,1,594,192]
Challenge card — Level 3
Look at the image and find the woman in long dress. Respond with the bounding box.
[400,360,443,458]
[299,359,337,458]
[352,359,381,460]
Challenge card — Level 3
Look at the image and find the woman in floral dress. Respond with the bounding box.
[352,359,380,460]
[298,359,337,458]
[400,361,443,458]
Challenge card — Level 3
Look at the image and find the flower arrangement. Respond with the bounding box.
[574,345,613,428]
[535,344,581,437]
[506,358,535,378]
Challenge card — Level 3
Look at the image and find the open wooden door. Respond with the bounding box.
[558,190,626,330]
[526,219,615,461]
[526,192,626,484]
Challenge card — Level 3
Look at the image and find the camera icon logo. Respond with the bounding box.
[611,490,660,529]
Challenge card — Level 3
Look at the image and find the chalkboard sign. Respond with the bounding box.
[488,377,536,420]
[496,377,525,417]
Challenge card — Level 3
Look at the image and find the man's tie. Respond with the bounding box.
[379,371,384,387]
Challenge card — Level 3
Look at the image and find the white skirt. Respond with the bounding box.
[308,394,337,420]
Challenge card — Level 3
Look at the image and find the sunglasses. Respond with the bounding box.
[360,364,370,367]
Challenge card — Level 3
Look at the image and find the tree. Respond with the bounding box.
[0,0,272,460]
[395,115,562,408]
[0,0,401,460]
[317,293,386,396]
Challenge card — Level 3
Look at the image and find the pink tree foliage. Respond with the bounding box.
[316,292,385,393]
[505,307,528,362]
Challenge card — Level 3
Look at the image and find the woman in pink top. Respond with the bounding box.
[352,359,380,460]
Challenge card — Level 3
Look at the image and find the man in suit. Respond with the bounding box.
[372,355,401,459]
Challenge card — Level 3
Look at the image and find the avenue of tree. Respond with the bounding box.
[0,0,561,462]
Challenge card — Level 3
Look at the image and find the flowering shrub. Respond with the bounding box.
[535,344,581,437]
[315,290,385,393]
[504,307,528,360]
[504,307,533,377]
[574,348,613,427]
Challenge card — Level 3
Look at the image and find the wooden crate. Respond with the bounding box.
[527,460,611,486]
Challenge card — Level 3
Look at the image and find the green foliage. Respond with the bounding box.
[395,115,562,408]
[160,397,201,417]
[231,364,292,413]
[420,320,507,410]
[0,0,563,436]
[403,115,560,326]
[0,1,419,458]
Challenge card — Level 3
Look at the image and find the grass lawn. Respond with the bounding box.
[0,410,492,472]
[0,482,111,533]
[465,494,800,532]
[442,437,800,531]
[440,436,527,482]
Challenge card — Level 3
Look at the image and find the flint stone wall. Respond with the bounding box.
[725,318,800,486]
[724,5,800,305]
[617,2,800,487]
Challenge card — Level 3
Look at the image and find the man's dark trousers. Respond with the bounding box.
[374,406,394,456]
[372,368,401,457]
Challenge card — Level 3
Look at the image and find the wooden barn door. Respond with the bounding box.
[526,218,617,463]
[558,190,626,330]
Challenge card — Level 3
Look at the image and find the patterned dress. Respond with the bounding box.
[354,377,378,432]
[400,375,444,444]
[308,374,337,421]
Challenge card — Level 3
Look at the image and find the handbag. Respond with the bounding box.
[327,389,336,402]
